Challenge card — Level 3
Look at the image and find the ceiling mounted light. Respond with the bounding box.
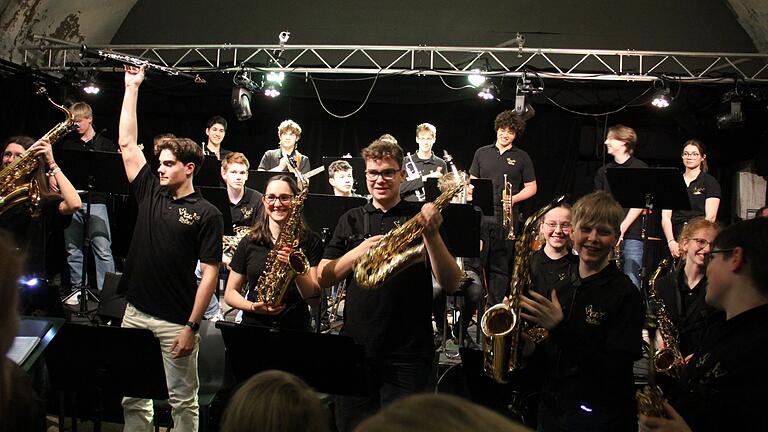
[477,82,496,100]
[82,81,100,95]
[468,68,486,87]
[651,80,672,108]
[266,71,285,84]
[264,84,281,98]
[231,86,252,121]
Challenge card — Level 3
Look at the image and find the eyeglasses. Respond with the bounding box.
[264,194,294,204]
[689,237,711,248]
[704,248,735,266]
[543,222,572,231]
[365,169,400,181]
[682,152,701,157]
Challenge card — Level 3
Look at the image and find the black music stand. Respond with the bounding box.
[194,155,223,187]
[197,186,234,235]
[606,167,690,303]
[470,178,494,216]
[442,203,482,258]
[424,177,441,202]
[55,150,130,316]
[216,321,367,396]
[246,170,297,192]
[44,323,168,431]
[315,156,367,195]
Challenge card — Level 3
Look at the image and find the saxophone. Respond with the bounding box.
[481,195,565,383]
[636,257,680,417]
[0,86,76,218]
[254,177,311,306]
[353,180,466,289]
[223,225,251,257]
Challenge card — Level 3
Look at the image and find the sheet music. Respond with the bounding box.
[6,336,40,365]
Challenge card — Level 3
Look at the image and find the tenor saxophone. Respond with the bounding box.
[353,180,466,289]
[0,86,77,218]
[254,178,311,306]
[481,195,565,383]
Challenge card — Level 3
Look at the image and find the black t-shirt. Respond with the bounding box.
[594,156,649,240]
[119,164,223,325]
[231,187,263,227]
[537,264,645,416]
[401,153,447,201]
[530,248,578,297]
[322,200,436,359]
[469,144,536,221]
[258,148,311,174]
[670,304,768,432]
[655,268,719,356]
[670,171,721,237]
[230,230,323,330]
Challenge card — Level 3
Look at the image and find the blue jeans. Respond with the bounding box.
[64,202,115,291]
[621,239,643,289]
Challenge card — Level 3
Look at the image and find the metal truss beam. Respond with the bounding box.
[19,41,768,83]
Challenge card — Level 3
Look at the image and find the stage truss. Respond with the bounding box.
[19,39,768,83]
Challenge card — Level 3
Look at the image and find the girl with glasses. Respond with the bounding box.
[224,175,323,330]
[655,218,722,359]
[530,203,578,298]
[662,139,721,258]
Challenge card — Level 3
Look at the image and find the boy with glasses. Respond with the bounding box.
[318,138,462,432]
[640,217,768,432]
[530,203,578,298]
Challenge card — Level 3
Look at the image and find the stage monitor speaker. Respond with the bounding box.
[98,272,126,324]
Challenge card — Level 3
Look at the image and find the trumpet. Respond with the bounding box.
[502,174,516,240]
[80,44,206,84]
[404,152,426,201]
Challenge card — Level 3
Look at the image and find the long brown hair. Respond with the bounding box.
[682,139,708,172]
[249,175,304,244]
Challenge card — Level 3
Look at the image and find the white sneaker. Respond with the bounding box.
[64,292,81,306]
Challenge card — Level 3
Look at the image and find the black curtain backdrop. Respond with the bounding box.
[2,66,767,229]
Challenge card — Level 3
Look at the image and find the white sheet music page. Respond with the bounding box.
[7,336,40,365]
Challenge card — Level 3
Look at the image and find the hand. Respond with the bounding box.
[276,246,293,264]
[668,240,680,258]
[278,155,290,170]
[30,138,53,163]
[170,326,196,359]
[520,289,563,330]
[124,64,146,88]
[638,401,692,432]
[354,235,384,257]
[250,301,285,315]
[418,203,443,238]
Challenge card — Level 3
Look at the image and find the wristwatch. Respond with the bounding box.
[185,321,200,332]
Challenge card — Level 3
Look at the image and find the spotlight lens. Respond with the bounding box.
[652,96,670,108]
[468,69,486,87]
[83,85,100,94]
[266,71,285,84]
[264,87,280,98]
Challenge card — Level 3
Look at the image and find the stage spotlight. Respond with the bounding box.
[266,71,285,84]
[651,89,671,108]
[20,276,40,287]
[468,68,486,87]
[264,84,281,98]
[82,81,100,95]
[231,86,253,121]
[477,82,496,100]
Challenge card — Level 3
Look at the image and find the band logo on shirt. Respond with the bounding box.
[178,208,201,225]
[241,207,253,220]
[584,305,606,325]
[506,158,517,166]
[691,187,705,195]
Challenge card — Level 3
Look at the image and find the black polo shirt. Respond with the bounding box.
[230,230,323,330]
[469,144,536,217]
[401,153,447,201]
[119,164,223,325]
[530,248,578,297]
[669,304,768,432]
[670,171,720,237]
[322,199,435,359]
[202,144,232,160]
[231,187,263,227]
[537,264,645,417]
[594,156,649,240]
[257,148,311,174]
[655,268,719,356]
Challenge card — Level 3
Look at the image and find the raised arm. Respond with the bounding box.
[118,65,148,182]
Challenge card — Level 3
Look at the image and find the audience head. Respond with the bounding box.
[220,370,329,432]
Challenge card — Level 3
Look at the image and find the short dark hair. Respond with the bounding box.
[712,218,768,293]
[155,137,205,175]
[361,139,404,169]
[494,110,526,135]
[206,116,227,130]
[3,135,35,151]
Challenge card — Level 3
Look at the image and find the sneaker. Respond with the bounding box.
[64,292,81,306]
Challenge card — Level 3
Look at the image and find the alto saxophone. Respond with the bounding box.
[502,174,516,240]
[223,225,251,258]
[481,195,565,383]
[0,86,76,218]
[254,177,311,306]
[636,257,681,417]
[353,180,466,289]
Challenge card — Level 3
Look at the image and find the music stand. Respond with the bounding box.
[197,186,234,235]
[44,323,168,430]
[216,321,367,396]
[246,170,296,192]
[55,150,130,316]
[190,155,222,187]
[606,167,690,302]
[316,156,367,195]
[424,177,441,202]
[470,178,494,217]
[442,203,482,258]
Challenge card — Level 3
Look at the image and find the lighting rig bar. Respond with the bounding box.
[19,40,768,83]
